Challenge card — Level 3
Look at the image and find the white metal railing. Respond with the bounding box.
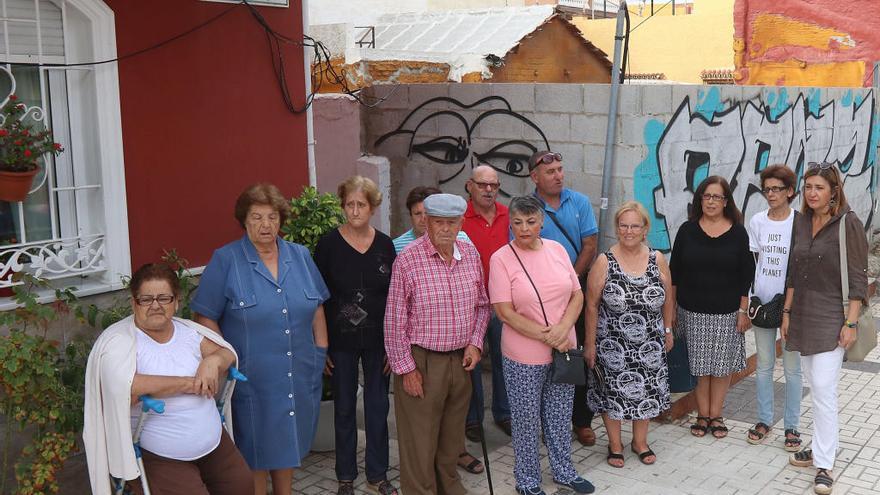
[0,234,106,287]
[559,0,589,8]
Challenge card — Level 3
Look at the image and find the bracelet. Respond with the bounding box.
[782,308,791,314]
[845,319,858,329]
[737,308,748,315]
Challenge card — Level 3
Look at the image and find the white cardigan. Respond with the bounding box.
[83,316,238,495]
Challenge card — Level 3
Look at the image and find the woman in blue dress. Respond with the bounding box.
[192,183,329,495]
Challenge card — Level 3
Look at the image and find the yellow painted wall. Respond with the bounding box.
[573,0,734,83]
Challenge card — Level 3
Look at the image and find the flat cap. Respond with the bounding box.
[423,193,466,217]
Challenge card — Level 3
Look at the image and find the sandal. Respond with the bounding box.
[457,452,484,474]
[747,422,770,445]
[814,468,833,495]
[337,481,355,495]
[709,417,728,439]
[790,448,813,467]
[784,429,803,452]
[630,444,656,465]
[367,480,399,495]
[606,446,625,468]
[690,416,710,437]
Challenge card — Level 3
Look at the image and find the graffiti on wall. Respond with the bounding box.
[635,87,879,250]
[374,96,549,192]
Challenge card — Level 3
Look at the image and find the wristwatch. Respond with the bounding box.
[664,327,672,335]
[845,319,858,328]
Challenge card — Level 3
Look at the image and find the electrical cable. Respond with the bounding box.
[620,5,630,84]
[629,0,672,34]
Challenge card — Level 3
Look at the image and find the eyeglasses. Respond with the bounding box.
[761,186,789,194]
[807,161,834,170]
[617,223,645,232]
[529,152,563,171]
[701,194,726,202]
[471,180,501,191]
[134,294,176,306]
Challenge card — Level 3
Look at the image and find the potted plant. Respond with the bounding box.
[0,95,64,202]
[281,186,346,452]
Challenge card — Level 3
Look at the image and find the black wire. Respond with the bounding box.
[630,0,672,34]
[1,0,396,113]
[620,6,630,84]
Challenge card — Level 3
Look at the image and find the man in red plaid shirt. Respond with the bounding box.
[384,193,490,495]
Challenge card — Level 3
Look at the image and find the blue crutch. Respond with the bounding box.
[217,366,247,423]
[112,395,165,495]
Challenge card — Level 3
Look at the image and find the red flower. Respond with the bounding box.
[53,143,62,150]
[23,150,31,157]
[21,130,28,137]
[8,95,17,101]
[13,140,21,146]
[0,130,6,137]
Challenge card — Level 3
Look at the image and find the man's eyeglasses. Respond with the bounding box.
[761,186,789,194]
[617,223,645,232]
[701,194,726,202]
[134,294,176,306]
[471,180,501,191]
[529,152,563,171]
[807,161,834,170]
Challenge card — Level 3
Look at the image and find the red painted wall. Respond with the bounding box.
[106,0,308,268]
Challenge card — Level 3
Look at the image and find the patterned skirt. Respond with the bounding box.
[678,307,745,377]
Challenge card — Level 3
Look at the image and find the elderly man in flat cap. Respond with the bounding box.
[384,193,490,495]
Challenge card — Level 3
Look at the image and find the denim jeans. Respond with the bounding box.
[753,326,802,430]
[467,315,511,425]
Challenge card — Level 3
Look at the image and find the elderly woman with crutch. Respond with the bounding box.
[84,263,252,495]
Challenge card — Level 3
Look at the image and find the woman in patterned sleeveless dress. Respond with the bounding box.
[585,201,674,467]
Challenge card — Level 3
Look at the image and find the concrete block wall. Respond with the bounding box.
[362,83,879,248]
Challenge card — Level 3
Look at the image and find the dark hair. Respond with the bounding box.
[234,183,289,228]
[405,186,442,212]
[802,163,848,216]
[690,175,742,223]
[760,165,797,203]
[129,263,180,298]
[527,150,561,172]
[508,196,545,218]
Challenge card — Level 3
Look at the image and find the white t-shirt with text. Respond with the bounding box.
[747,208,795,304]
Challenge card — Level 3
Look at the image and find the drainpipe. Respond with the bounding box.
[873,61,880,238]
[597,1,627,251]
[303,0,317,187]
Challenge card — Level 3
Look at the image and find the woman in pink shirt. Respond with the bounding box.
[489,196,594,495]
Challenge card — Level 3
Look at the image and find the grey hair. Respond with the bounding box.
[509,196,545,218]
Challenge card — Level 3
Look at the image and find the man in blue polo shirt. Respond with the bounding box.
[529,150,599,447]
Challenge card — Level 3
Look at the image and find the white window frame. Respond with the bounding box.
[0,0,129,307]
[202,0,288,8]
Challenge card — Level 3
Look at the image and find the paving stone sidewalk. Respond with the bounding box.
[296,333,880,495]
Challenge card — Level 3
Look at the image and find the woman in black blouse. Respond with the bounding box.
[670,176,754,439]
[314,176,398,495]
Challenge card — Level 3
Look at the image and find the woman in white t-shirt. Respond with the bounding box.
[745,165,803,452]
[123,263,252,494]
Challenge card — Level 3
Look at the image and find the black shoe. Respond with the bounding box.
[465,423,482,442]
[495,418,512,436]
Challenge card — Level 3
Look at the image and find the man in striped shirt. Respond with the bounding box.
[385,193,490,495]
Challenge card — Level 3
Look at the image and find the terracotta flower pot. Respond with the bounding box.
[0,168,38,202]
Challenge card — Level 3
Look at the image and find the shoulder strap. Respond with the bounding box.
[839,212,849,303]
[534,193,580,255]
[507,243,549,326]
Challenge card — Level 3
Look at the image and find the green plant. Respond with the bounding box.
[0,274,84,495]
[281,186,345,253]
[0,95,63,173]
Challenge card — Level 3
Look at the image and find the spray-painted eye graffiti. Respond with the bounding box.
[373,96,550,194]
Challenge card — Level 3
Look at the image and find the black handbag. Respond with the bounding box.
[747,293,785,328]
[507,243,586,386]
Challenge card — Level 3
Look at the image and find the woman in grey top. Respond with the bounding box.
[782,163,868,495]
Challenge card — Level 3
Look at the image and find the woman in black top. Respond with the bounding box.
[314,176,398,495]
[670,176,754,439]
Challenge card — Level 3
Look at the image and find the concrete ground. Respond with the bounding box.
[297,329,880,495]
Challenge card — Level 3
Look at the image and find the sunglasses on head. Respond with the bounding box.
[529,152,563,171]
[807,161,834,171]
